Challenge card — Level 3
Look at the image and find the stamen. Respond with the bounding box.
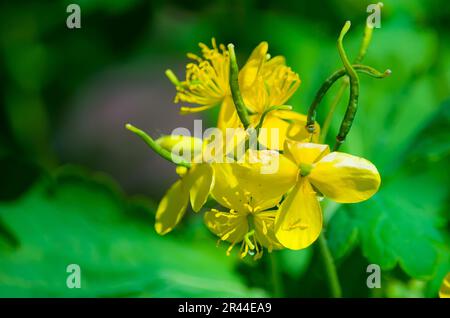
[187,53,202,63]
[180,104,216,114]
[240,241,249,258]
[244,230,256,250]
[261,220,268,235]
[252,235,262,260]
[221,196,232,207]
[244,203,254,213]
[254,247,264,261]
[250,235,263,261]
[221,228,237,241]
[226,241,236,256]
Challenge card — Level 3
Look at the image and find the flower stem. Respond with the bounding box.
[333,21,360,151]
[228,44,251,129]
[319,80,347,143]
[318,234,342,298]
[354,22,374,64]
[308,19,390,143]
[269,252,283,297]
[306,64,390,136]
[125,123,191,168]
[255,105,292,136]
[319,67,391,144]
[306,68,347,135]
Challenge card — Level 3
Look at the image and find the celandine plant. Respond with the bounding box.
[125,20,392,297]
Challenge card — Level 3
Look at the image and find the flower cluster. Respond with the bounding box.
[127,24,388,260]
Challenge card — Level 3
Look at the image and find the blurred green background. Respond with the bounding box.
[0,0,449,297]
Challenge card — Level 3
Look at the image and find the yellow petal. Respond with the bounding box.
[242,76,268,114]
[184,163,214,212]
[263,65,300,106]
[257,114,290,151]
[210,162,245,211]
[439,273,450,298]
[284,140,330,166]
[239,42,268,90]
[253,211,283,250]
[222,127,247,161]
[275,179,322,250]
[211,151,298,212]
[276,110,320,143]
[204,210,248,243]
[217,95,241,131]
[155,179,189,235]
[261,56,286,76]
[257,111,320,150]
[308,152,381,203]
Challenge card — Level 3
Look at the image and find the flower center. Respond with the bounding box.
[299,162,313,177]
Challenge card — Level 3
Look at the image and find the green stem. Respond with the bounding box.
[334,21,360,151]
[269,252,283,297]
[307,19,390,143]
[319,80,347,143]
[353,65,392,78]
[306,69,346,134]
[306,64,390,135]
[228,44,251,129]
[125,123,191,168]
[318,234,342,298]
[354,23,374,64]
[255,105,292,135]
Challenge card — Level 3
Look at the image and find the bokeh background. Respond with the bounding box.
[0,0,449,297]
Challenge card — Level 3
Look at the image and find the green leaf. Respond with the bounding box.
[0,168,265,297]
[357,194,443,279]
[424,245,450,297]
[327,206,358,260]
[328,89,449,281]
[278,248,313,279]
[328,175,447,280]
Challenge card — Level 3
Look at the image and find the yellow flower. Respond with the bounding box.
[439,273,450,298]
[175,38,230,114]
[154,136,214,235]
[217,42,317,149]
[256,110,320,150]
[205,150,298,259]
[217,43,299,124]
[275,141,381,250]
[173,39,314,149]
